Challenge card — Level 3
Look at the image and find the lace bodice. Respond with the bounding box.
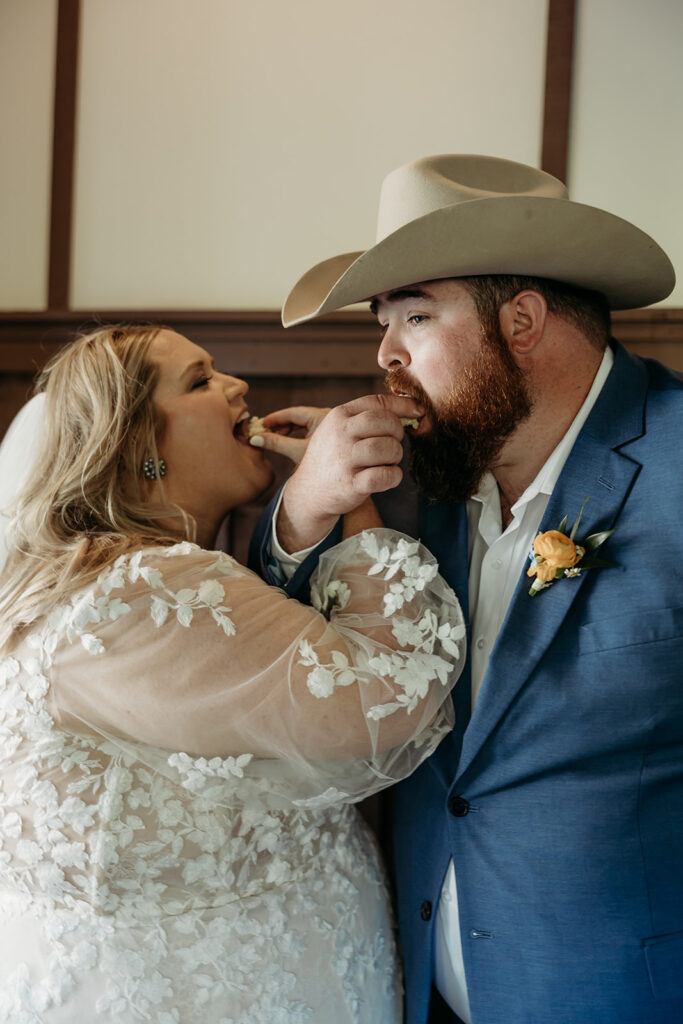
[0,530,465,1022]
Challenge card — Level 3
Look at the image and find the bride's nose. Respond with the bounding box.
[221,373,249,400]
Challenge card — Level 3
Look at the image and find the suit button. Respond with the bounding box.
[448,796,470,817]
[420,900,432,921]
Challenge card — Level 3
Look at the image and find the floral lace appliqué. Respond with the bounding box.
[303,531,464,719]
[0,544,406,1021]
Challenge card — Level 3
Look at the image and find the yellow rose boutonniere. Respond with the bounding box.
[527,498,616,596]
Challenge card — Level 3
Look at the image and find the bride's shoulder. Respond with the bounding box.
[95,542,245,594]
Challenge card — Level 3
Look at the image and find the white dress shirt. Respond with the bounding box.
[270,348,614,1022]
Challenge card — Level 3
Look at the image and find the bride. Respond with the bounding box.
[0,324,465,1023]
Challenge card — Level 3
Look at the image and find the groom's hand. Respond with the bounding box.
[276,394,423,554]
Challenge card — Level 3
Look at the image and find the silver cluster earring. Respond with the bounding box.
[143,457,166,480]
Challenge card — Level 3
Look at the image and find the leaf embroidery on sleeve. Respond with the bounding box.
[148,580,236,634]
[168,752,254,797]
[301,532,463,716]
[298,643,358,698]
[55,546,241,655]
[144,549,238,634]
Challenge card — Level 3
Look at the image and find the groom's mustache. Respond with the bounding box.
[385,369,434,417]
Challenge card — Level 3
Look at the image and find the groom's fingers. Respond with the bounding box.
[342,393,424,424]
[353,463,403,495]
[278,392,421,523]
[351,435,404,470]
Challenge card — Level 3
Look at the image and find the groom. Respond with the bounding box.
[250,155,683,1024]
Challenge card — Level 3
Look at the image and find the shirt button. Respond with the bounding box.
[420,900,432,921]
[492,558,503,570]
[476,637,485,650]
[448,796,470,817]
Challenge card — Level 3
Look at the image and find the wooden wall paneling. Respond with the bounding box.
[1,308,681,378]
[48,0,80,310]
[0,311,381,374]
[541,0,576,182]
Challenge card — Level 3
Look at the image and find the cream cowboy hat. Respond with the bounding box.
[282,154,675,326]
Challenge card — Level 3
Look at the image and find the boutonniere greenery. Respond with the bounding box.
[527,498,616,596]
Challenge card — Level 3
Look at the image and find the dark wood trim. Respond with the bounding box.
[0,308,681,376]
[0,311,382,376]
[48,0,81,309]
[541,0,576,182]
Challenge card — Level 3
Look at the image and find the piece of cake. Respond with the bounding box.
[246,415,267,436]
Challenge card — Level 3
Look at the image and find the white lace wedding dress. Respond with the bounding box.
[0,530,465,1023]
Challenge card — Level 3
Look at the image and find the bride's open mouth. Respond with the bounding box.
[234,410,267,446]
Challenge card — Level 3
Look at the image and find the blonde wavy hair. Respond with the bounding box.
[0,324,194,651]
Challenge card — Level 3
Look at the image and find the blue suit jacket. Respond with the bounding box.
[249,342,683,1024]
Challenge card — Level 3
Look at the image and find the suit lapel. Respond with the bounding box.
[455,342,648,783]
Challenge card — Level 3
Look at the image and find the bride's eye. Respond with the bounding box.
[191,375,213,390]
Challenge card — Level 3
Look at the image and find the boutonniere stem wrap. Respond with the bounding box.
[527,498,616,596]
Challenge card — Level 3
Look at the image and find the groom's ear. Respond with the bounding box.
[499,290,547,357]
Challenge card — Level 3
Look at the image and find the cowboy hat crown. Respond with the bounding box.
[282,154,675,326]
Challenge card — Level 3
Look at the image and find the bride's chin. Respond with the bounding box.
[254,458,276,490]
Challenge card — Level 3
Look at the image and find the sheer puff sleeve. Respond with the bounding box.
[47,531,465,808]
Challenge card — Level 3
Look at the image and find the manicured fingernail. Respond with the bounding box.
[249,435,265,447]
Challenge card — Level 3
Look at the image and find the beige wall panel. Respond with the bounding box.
[71,0,547,310]
[0,0,57,310]
[569,0,682,307]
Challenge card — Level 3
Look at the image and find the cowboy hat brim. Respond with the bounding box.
[282,194,675,326]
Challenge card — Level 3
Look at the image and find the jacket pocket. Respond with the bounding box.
[644,930,683,999]
[578,606,683,654]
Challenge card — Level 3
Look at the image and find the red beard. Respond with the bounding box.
[386,326,532,504]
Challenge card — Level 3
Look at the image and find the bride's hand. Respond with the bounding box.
[250,406,330,464]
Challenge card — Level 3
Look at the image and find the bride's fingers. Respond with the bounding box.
[262,406,330,436]
[249,431,309,465]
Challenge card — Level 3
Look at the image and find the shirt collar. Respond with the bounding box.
[471,345,615,515]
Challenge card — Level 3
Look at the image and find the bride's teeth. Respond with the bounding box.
[236,410,250,423]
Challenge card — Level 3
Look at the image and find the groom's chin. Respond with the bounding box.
[408,436,485,505]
